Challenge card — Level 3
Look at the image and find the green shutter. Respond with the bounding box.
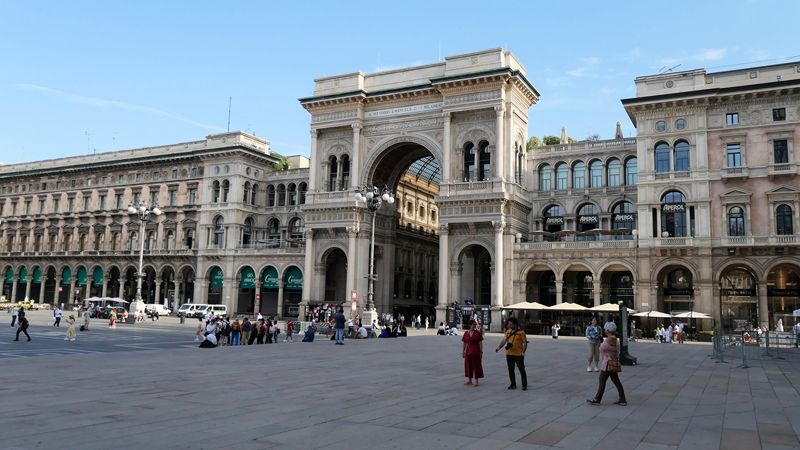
[284,266,303,290]
[32,267,42,284]
[93,267,104,285]
[18,267,27,283]
[262,266,279,289]
[240,267,255,289]
[76,266,88,286]
[4,267,12,284]
[61,267,72,285]
[210,267,224,287]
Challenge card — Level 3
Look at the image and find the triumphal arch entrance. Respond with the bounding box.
[299,49,538,330]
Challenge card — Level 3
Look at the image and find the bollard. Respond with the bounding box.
[764,331,771,357]
[738,331,749,369]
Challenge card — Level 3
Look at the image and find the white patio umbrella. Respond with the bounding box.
[547,302,588,311]
[672,311,712,319]
[503,301,549,310]
[106,298,130,304]
[589,303,636,313]
[632,310,672,318]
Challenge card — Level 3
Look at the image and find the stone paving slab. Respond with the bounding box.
[1,325,800,449]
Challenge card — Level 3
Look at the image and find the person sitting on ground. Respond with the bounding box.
[356,324,368,339]
[199,331,218,348]
[448,325,459,336]
[379,325,390,338]
[397,322,407,337]
[302,324,316,342]
[437,322,447,336]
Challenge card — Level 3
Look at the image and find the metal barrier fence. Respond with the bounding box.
[712,331,800,366]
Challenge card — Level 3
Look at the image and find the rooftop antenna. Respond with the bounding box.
[227,97,232,132]
[658,63,681,74]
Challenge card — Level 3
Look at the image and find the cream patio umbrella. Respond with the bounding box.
[672,311,712,319]
[546,302,588,311]
[502,301,549,310]
[632,310,672,318]
[590,303,636,313]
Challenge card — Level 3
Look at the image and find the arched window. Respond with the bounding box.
[328,155,338,192]
[661,191,687,237]
[589,160,603,187]
[289,217,304,239]
[298,182,307,204]
[776,204,794,235]
[277,184,286,207]
[572,161,585,189]
[243,182,251,204]
[478,141,491,181]
[340,155,350,189]
[213,216,224,247]
[129,231,137,252]
[267,185,276,207]
[287,183,297,206]
[463,142,475,181]
[221,180,230,202]
[555,163,568,190]
[267,218,280,241]
[612,201,637,230]
[674,140,690,172]
[607,158,621,186]
[543,204,565,233]
[625,157,638,185]
[577,203,599,232]
[655,142,670,173]
[242,217,253,246]
[728,207,745,236]
[250,183,258,205]
[212,181,221,203]
[665,268,693,296]
[538,164,552,191]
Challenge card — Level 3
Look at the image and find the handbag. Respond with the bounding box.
[606,358,621,373]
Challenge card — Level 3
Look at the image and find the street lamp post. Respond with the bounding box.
[354,186,395,318]
[127,201,162,318]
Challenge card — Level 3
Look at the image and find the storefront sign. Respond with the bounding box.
[614,214,635,222]
[210,267,224,287]
[579,215,598,224]
[662,203,685,212]
[545,217,564,225]
[93,267,104,285]
[76,266,88,286]
[767,288,800,297]
[285,266,303,290]
[18,267,27,283]
[32,267,42,284]
[240,267,256,289]
[262,266,279,289]
[61,267,72,285]
[721,288,756,297]
[663,288,693,296]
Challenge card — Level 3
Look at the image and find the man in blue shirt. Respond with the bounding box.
[334,308,346,345]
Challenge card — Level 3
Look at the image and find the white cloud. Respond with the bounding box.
[695,48,727,61]
[13,84,225,132]
[566,67,587,77]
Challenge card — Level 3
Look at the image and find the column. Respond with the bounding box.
[450,263,462,304]
[495,105,505,181]
[351,123,361,189]
[254,280,262,315]
[473,144,480,181]
[154,278,162,306]
[85,279,92,301]
[309,129,319,192]
[301,228,314,305]
[593,280,602,307]
[24,278,32,300]
[38,281,45,304]
[102,275,109,297]
[10,276,18,301]
[175,277,183,308]
[555,280,564,304]
[337,158,344,191]
[437,224,449,307]
[68,276,76,304]
[442,113,451,183]
[758,282,769,329]
[277,282,285,318]
[493,220,504,307]
[321,161,330,192]
[118,281,125,299]
[346,226,358,304]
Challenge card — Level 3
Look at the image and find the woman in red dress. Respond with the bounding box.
[461,319,484,386]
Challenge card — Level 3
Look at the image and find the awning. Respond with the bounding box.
[284,266,303,290]
[18,267,28,283]
[76,266,88,286]
[547,302,588,311]
[262,266,279,289]
[61,267,72,285]
[209,267,224,287]
[502,301,549,310]
[32,266,42,284]
[92,267,104,285]
[240,267,256,289]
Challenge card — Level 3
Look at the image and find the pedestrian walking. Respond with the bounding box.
[585,317,602,372]
[551,322,560,339]
[14,310,31,342]
[194,318,204,342]
[461,319,484,386]
[495,317,528,390]
[108,309,117,328]
[241,317,251,345]
[285,321,294,342]
[82,307,92,331]
[587,322,627,406]
[65,315,77,341]
[334,308,345,345]
[11,306,18,327]
[53,307,62,327]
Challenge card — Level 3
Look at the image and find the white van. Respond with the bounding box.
[193,304,228,318]
[177,303,208,318]
[145,304,172,315]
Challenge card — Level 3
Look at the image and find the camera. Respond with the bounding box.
[505,342,513,350]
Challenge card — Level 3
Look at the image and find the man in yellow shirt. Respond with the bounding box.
[496,317,528,390]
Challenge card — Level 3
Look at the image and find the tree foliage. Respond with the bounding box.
[273,154,291,171]
[543,135,561,145]
[526,136,542,151]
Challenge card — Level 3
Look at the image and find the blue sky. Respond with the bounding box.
[1,0,798,164]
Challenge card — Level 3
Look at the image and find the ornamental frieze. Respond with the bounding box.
[312,109,358,124]
[443,90,501,106]
[363,117,444,137]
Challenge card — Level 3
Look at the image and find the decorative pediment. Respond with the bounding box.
[765,184,800,202]
[720,187,753,198]
[766,185,800,195]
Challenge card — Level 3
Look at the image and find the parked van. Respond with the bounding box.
[176,303,207,318]
[145,304,172,316]
[191,304,228,318]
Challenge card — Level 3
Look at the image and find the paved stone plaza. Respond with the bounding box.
[1,312,800,449]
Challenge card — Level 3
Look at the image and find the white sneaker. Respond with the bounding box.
[587,366,592,372]
[70,338,76,341]
[64,338,69,341]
